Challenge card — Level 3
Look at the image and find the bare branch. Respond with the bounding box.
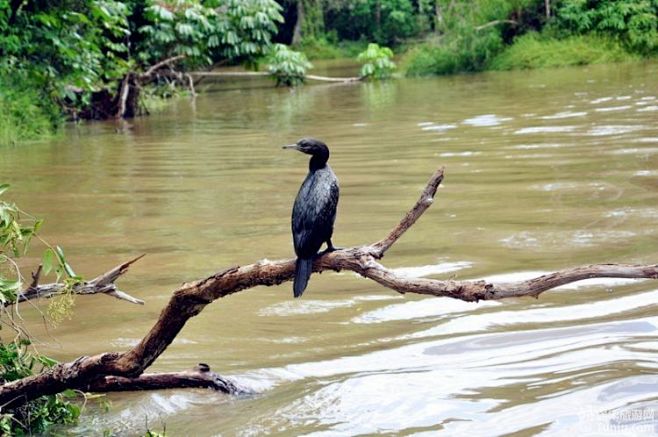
[358,260,657,301]
[115,75,130,119]
[475,19,517,31]
[188,71,363,83]
[29,265,42,289]
[371,167,444,257]
[305,74,362,83]
[185,73,196,97]
[83,364,244,394]
[140,55,187,79]
[15,255,145,306]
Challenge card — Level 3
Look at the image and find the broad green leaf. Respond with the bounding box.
[42,248,55,275]
[55,246,76,277]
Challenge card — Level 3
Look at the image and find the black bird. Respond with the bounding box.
[283,138,339,298]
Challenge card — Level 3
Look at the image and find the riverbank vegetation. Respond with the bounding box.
[285,0,656,75]
[0,185,83,434]
[1,0,656,145]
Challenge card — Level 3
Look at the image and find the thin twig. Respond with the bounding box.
[29,265,42,289]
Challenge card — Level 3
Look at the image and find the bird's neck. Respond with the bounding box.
[309,154,328,171]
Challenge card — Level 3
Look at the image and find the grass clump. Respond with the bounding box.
[402,30,504,76]
[297,36,369,60]
[490,33,640,70]
[0,75,60,146]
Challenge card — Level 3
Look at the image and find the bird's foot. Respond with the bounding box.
[320,244,342,255]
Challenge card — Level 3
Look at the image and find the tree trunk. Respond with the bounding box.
[292,0,304,45]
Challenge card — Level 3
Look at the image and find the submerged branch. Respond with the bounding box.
[188,71,362,83]
[83,364,244,394]
[475,19,517,31]
[0,166,656,409]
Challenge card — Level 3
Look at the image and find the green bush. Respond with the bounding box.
[357,43,397,79]
[490,32,639,70]
[0,74,60,146]
[0,340,80,435]
[402,30,503,76]
[400,0,532,76]
[553,0,658,54]
[297,36,369,60]
[297,36,344,60]
[267,44,313,86]
[324,0,419,46]
[139,0,284,67]
[0,0,285,126]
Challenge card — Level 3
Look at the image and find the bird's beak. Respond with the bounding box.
[282,144,299,150]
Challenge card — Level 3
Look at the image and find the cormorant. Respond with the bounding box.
[283,138,339,298]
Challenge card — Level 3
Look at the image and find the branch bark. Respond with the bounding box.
[83,364,244,394]
[188,71,363,83]
[140,55,187,80]
[0,167,656,410]
[14,255,145,306]
[475,19,517,31]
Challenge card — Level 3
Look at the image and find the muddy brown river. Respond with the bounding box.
[1,60,658,436]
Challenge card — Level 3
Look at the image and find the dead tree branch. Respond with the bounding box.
[14,255,145,306]
[189,71,363,83]
[0,167,656,410]
[475,19,517,31]
[140,55,187,80]
[83,364,244,394]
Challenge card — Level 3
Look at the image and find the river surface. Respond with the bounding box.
[1,60,658,436]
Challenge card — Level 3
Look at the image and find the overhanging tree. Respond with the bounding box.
[0,0,284,120]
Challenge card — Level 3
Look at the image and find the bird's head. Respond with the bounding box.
[282,138,329,157]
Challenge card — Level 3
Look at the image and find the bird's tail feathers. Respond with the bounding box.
[293,257,313,298]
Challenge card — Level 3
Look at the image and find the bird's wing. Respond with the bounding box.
[292,177,339,257]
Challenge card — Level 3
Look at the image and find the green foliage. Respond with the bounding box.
[267,44,313,86]
[0,74,60,146]
[297,35,341,59]
[357,43,396,79]
[0,185,82,433]
[0,340,80,435]
[0,0,131,99]
[324,0,419,45]
[553,0,658,53]
[0,0,284,133]
[401,0,529,76]
[299,0,326,38]
[0,184,79,304]
[0,187,42,304]
[490,32,638,69]
[139,0,283,67]
[144,428,167,437]
[403,30,504,76]
[297,36,368,60]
